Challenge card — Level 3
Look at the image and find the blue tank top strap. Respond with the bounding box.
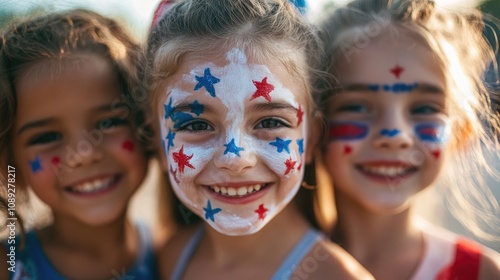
[126,221,158,280]
[271,229,322,280]
[170,226,205,280]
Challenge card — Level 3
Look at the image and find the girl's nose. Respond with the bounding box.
[65,137,104,169]
[373,127,414,150]
[213,138,257,173]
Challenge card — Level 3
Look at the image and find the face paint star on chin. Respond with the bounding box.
[250,77,274,102]
[223,138,244,157]
[269,137,292,154]
[203,200,222,222]
[172,145,195,173]
[194,68,220,97]
[255,204,268,220]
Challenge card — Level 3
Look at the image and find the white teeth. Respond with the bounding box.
[209,184,264,197]
[360,166,412,177]
[237,188,248,196]
[71,177,114,194]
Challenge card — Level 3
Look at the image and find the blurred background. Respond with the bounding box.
[0,0,499,250]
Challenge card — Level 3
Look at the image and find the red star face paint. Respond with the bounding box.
[157,48,308,235]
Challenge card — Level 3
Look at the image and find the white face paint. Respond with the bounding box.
[158,48,308,235]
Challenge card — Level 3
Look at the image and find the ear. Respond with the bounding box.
[305,112,324,164]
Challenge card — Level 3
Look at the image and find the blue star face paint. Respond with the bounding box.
[223,138,244,157]
[194,68,220,97]
[29,155,43,173]
[203,200,222,222]
[369,83,418,93]
[269,137,292,154]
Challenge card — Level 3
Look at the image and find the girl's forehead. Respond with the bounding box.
[163,48,307,107]
[16,54,114,93]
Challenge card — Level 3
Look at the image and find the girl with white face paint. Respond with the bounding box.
[144,0,373,279]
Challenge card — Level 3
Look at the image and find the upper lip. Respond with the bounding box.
[65,174,117,188]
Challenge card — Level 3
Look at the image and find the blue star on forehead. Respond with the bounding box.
[269,137,292,154]
[29,155,42,173]
[166,129,176,151]
[297,138,304,155]
[189,100,204,116]
[194,68,220,97]
[203,200,222,222]
[223,138,244,157]
[164,97,175,119]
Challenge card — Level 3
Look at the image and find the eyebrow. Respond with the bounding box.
[341,83,445,94]
[249,101,298,114]
[171,103,215,114]
[17,118,56,136]
[93,102,128,113]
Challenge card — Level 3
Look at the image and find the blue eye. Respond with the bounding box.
[28,132,62,145]
[99,117,129,130]
[177,120,214,132]
[255,118,289,129]
[411,105,440,114]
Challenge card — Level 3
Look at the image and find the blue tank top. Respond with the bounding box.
[170,227,321,280]
[6,222,157,280]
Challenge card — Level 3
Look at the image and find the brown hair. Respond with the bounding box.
[316,0,500,240]
[144,0,327,230]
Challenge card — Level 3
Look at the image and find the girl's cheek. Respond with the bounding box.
[325,121,370,157]
[24,153,60,188]
[413,122,451,160]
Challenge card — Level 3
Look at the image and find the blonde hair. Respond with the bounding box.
[144,0,326,229]
[316,0,500,240]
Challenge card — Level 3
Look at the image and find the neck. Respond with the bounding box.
[202,203,311,267]
[40,211,135,255]
[332,192,422,261]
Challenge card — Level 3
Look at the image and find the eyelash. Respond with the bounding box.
[411,105,441,115]
[255,117,290,129]
[98,117,129,130]
[337,104,368,113]
[28,132,62,146]
[176,119,214,132]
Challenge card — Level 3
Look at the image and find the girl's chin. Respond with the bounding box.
[207,216,268,236]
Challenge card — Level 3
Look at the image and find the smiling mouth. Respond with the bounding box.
[65,175,121,194]
[206,183,269,198]
[356,165,417,178]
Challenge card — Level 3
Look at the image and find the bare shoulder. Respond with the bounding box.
[292,238,374,280]
[479,247,500,280]
[156,225,201,279]
[0,243,9,280]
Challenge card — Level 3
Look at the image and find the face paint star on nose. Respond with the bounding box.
[250,77,274,102]
[380,129,400,137]
[194,68,220,97]
[284,157,297,175]
[172,145,195,173]
[166,128,176,152]
[29,155,42,173]
[203,200,221,222]
[223,138,244,157]
[255,204,268,220]
[269,137,291,154]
